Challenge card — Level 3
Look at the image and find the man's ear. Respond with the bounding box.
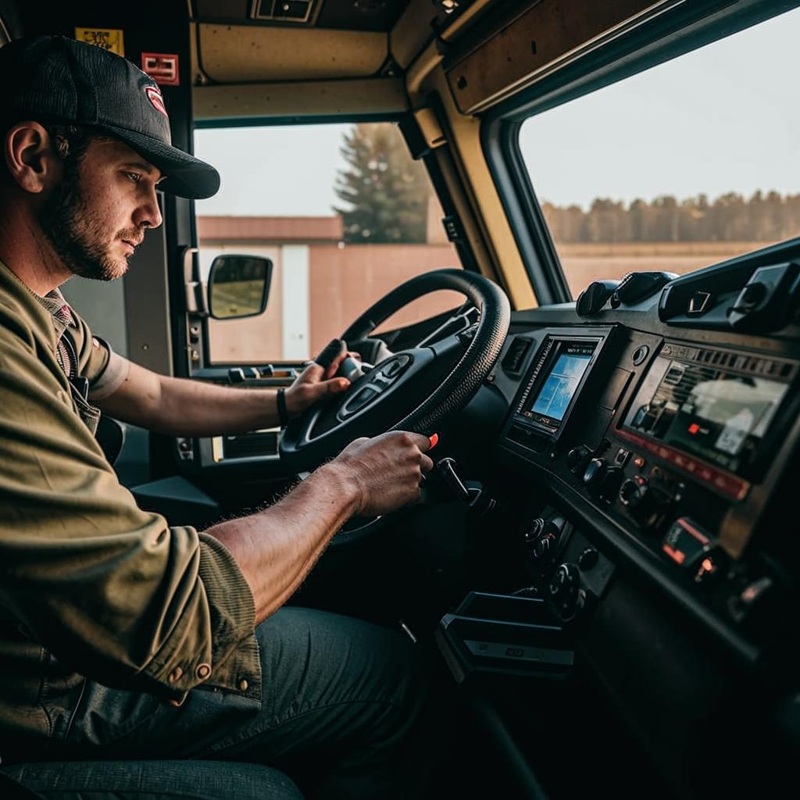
[4,121,60,194]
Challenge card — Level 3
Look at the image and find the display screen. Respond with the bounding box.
[623,356,789,475]
[519,340,597,432]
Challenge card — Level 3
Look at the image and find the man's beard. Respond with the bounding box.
[38,169,135,282]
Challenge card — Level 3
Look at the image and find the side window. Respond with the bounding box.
[193,121,461,364]
[519,8,800,298]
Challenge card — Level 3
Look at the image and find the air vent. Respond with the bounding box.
[252,0,318,24]
[501,336,533,374]
[507,423,549,454]
[222,431,279,460]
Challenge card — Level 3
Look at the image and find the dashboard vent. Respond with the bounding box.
[502,336,533,374]
[507,423,550,453]
[223,431,279,460]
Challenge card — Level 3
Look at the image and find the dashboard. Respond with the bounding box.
[491,247,799,632]
[465,243,800,790]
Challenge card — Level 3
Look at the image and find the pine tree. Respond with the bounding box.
[333,123,429,243]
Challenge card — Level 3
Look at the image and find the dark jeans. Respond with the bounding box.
[0,607,440,799]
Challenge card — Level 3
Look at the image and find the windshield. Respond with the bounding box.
[519,6,800,299]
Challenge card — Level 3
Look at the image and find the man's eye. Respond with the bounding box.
[126,172,142,184]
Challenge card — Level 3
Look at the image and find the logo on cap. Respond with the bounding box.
[145,84,167,117]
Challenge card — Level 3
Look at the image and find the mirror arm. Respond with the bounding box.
[182,247,209,315]
[186,280,209,316]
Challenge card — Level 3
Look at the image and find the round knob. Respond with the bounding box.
[619,477,645,506]
[547,562,584,621]
[619,477,667,527]
[577,547,599,570]
[523,517,545,544]
[566,445,592,474]
[600,466,623,499]
[533,533,556,559]
[524,517,562,564]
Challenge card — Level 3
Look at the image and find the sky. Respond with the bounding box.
[195,123,350,217]
[193,5,800,217]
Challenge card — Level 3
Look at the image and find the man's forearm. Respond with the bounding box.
[203,462,361,622]
[97,361,280,436]
[154,375,279,435]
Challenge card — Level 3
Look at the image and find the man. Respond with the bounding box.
[0,35,439,799]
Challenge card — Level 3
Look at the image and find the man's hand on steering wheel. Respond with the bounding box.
[283,338,359,419]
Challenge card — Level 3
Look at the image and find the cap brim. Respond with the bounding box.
[101,124,221,200]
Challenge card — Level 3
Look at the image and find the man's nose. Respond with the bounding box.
[136,187,163,230]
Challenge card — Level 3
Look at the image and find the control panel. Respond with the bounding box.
[499,326,800,651]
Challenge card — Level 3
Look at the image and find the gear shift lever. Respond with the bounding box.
[435,457,471,502]
[431,457,496,517]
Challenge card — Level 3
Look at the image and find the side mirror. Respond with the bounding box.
[208,255,273,319]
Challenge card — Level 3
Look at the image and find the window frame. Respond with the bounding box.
[479,0,797,303]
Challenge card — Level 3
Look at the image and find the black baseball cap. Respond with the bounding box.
[0,34,220,199]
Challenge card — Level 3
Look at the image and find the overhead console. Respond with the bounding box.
[443,0,683,114]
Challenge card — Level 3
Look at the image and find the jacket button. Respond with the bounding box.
[238,678,249,691]
[168,667,183,683]
[196,663,212,680]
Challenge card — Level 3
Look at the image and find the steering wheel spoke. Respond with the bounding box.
[336,347,433,422]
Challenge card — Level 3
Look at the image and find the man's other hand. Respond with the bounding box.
[284,339,355,417]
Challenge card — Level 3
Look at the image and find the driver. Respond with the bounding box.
[0,35,442,799]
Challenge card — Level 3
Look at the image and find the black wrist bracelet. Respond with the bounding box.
[276,387,290,427]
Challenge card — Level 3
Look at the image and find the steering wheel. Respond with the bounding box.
[280,268,510,476]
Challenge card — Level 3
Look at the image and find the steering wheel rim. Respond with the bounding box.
[279,268,510,473]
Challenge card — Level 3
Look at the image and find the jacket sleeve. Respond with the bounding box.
[65,312,131,401]
[0,302,261,701]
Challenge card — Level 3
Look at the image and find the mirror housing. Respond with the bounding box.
[207,255,273,319]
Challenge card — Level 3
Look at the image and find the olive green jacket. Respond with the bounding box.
[0,260,260,741]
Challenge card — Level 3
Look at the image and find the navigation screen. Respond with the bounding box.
[520,340,598,432]
[529,353,593,422]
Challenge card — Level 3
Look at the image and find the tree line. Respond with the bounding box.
[332,123,800,244]
[541,192,800,243]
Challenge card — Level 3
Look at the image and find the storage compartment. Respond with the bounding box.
[435,592,574,683]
